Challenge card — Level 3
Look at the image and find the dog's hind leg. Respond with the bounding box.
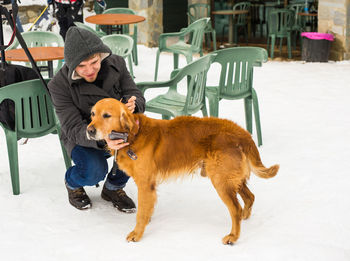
[238,181,255,220]
[206,168,243,244]
[205,148,249,245]
[209,175,242,245]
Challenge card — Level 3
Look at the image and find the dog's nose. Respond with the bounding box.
[87,125,96,137]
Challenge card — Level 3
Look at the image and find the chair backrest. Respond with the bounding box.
[183,17,209,52]
[188,3,210,23]
[212,47,268,99]
[9,31,64,49]
[288,4,305,29]
[0,79,58,138]
[171,53,216,114]
[7,31,64,75]
[233,2,251,25]
[267,9,294,35]
[101,34,133,58]
[102,8,136,34]
[74,22,106,37]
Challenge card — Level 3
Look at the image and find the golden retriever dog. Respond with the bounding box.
[87,98,279,245]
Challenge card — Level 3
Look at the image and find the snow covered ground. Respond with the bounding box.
[1,2,350,261]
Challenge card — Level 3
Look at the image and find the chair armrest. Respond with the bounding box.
[137,80,175,95]
[158,31,188,49]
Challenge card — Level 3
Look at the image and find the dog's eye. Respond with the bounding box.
[91,111,95,117]
[103,113,111,118]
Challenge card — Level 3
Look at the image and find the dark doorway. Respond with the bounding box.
[163,0,188,33]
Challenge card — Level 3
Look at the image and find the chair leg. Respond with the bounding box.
[154,50,161,81]
[173,53,179,69]
[270,36,275,59]
[221,25,226,45]
[127,54,135,79]
[206,93,220,117]
[56,125,72,169]
[267,37,270,54]
[212,30,217,51]
[252,89,262,147]
[185,54,193,64]
[133,39,138,66]
[59,140,72,170]
[201,103,208,117]
[205,33,211,49]
[287,35,292,59]
[4,130,20,195]
[244,98,253,134]
[234,25,238,44]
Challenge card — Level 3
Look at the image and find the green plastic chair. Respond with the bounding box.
[0,79,72,195]
[101,34,134,78]
[232,2,251,44]
[137,53,216,119]
[267,8,294,59]
[205,47,268,146]
[288,4,305,49]
[101,8,139,66]
[74,22,107,38]
[7,31,64,76]
[188,3,217,51]
[154,17,209,81]
[222,2,251,44]
[94,0,124,14]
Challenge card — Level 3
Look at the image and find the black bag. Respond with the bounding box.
[0,63,39,130]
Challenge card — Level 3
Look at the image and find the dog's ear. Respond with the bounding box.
[120,110,138,135]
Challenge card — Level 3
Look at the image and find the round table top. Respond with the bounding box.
[85,13,146,25]
[4,46,64,62]
[298,12,318,17]
[212,10,249,15]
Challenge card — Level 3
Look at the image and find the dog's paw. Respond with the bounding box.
[126,230,142,242]
[222,234,238,245]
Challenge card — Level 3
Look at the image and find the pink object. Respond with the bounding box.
[301,32,334,41]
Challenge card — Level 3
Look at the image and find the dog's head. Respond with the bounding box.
[86,98,138,141]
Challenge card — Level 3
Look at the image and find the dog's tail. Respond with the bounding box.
[243,140,279,179]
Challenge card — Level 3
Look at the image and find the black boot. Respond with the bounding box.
[65,182,92,210]
[101,184,136,213]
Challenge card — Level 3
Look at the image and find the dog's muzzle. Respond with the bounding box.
[86,125,96,140]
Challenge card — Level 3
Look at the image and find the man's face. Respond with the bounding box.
[75,54,101,82]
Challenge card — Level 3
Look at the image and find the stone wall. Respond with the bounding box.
[130,0,208,47]
[318,0,350,60]
[129,0,162,47]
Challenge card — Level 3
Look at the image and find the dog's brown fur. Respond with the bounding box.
[87,98,279,244]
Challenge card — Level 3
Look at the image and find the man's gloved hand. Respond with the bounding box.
[96,0,107,10]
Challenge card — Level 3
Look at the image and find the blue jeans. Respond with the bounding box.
[65,145,130,190]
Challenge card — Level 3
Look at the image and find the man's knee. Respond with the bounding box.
[82,158,108,185]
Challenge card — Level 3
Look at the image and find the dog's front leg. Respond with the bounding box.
[126,182,157,242]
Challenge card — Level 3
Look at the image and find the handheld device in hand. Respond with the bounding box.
[109,131,128,142]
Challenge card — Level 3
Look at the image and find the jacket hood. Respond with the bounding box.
[64,26,111,79]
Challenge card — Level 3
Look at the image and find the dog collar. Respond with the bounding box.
[126,119,139,160]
